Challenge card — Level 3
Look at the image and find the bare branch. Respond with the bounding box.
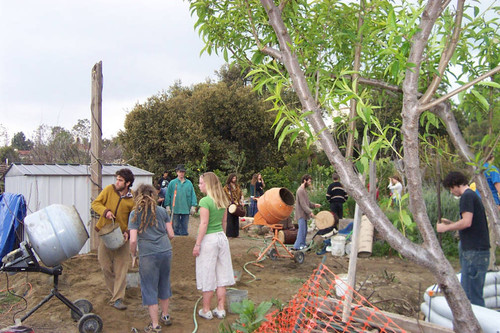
[419,65,500,111]
[420,0,465,104]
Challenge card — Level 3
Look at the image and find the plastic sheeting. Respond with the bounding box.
[0,193,26,260]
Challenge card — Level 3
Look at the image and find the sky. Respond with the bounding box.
[0,0,226,143]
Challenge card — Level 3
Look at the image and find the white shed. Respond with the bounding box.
[4,163,154,253]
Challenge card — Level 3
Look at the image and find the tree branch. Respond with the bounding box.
[431,102,500,245]
[419,65,500,111]
[420,0,465,105]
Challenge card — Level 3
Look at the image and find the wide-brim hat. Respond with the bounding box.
[315,211,335,230]
[175,164,186,172]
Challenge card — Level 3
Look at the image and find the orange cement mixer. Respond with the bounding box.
[254,187,295,226]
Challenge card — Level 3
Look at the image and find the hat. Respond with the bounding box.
[175,164,186,172]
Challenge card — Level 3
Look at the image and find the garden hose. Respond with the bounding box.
[191,295,203,333]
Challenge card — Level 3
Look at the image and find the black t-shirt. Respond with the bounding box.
[459,189,490,251]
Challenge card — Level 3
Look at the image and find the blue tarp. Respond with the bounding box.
[0,193,27,260]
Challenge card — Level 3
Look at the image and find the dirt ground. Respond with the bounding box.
[0,216,446,333]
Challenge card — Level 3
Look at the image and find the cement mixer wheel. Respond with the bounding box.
[78,313,103,333]
[71,298,93,321]
[268,248,278,261]
[293,251,305,264]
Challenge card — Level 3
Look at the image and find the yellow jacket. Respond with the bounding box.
[91,184,134,232]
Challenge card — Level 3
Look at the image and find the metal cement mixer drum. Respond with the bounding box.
[25,204,89,267]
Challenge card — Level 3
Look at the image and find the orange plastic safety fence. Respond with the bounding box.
[254,263,406,333]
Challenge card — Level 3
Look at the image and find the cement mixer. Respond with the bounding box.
[0,204,103,333]
[251,188,305,264]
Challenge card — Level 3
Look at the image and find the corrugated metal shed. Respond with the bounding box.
[4,163,154,254]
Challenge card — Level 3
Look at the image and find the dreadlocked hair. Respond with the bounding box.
[131,184,158,233]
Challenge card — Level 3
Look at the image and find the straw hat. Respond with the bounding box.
[315,211,334,230]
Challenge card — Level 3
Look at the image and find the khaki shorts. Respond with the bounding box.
[196,232,235,291]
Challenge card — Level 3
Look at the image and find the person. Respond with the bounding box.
[248,174,259,217]
[293,174,321,250]
[91,168,135,310]
[436,171,490,307]
[129,184,175,333]
[481,153,500,209]
[165,164,198,236]
[387,175,403,206]
[157,171,170,189]
[326,173,348,220]
[154,184,166,207]
[193,172,235,320]
[223,173,244,238]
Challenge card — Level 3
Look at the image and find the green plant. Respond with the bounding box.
[218,299,272,333]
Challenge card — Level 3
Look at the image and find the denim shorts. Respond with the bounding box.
[139,250,172,306]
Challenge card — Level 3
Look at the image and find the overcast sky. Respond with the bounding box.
[0,0,225,143]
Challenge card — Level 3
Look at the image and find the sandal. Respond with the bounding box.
[144,323,161,333]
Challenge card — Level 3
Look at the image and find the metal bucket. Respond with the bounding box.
[99,222,125,250]
[24,204,89,267]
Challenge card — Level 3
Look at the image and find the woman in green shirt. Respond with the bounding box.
[193,172,235,320]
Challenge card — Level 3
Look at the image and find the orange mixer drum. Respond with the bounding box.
[254,187,295,225]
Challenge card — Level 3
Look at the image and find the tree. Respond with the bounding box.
[11,132,33,151]
[190,0,500,331]
[0,146,19,164]
[119,71,301,179]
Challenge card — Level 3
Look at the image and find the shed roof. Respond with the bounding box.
[4,163,153,177]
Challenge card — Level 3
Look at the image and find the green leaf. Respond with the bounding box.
[471,89,490,110]
[477,81,500,89]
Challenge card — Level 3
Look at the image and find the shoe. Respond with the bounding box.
[198,309,213,320]
[212,307,226,319]
[160,314,172,326]
[112,299,127,310]
[144,323,161,333]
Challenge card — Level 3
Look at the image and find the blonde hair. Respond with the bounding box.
[202,172,230,209]
[131,184,158,233]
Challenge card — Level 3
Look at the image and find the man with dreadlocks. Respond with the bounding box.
[129,184,175,333]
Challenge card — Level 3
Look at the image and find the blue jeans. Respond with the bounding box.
[293,218,308,249]
[459,248,489,307]
[173,214,189,236]
[139,250,172,306]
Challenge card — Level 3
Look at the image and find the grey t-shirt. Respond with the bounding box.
[128,206,172,257]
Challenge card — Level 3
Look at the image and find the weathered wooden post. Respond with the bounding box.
[90,61,103,251]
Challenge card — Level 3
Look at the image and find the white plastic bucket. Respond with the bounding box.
[331,235,346,256]
[100,222,125,250]
[335,274,349,297]
[226,289,248,314]
[24,204,89,267]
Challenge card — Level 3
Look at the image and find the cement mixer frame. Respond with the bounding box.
[0,241,103,333]
[256,224,305,264]
[246,187,305,264]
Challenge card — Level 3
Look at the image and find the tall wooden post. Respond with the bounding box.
[90,61,103,251]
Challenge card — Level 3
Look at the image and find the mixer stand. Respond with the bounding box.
[256,224,305,264]
[0,242,103,333]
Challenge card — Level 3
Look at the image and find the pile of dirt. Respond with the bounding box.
[0,217,442,333]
